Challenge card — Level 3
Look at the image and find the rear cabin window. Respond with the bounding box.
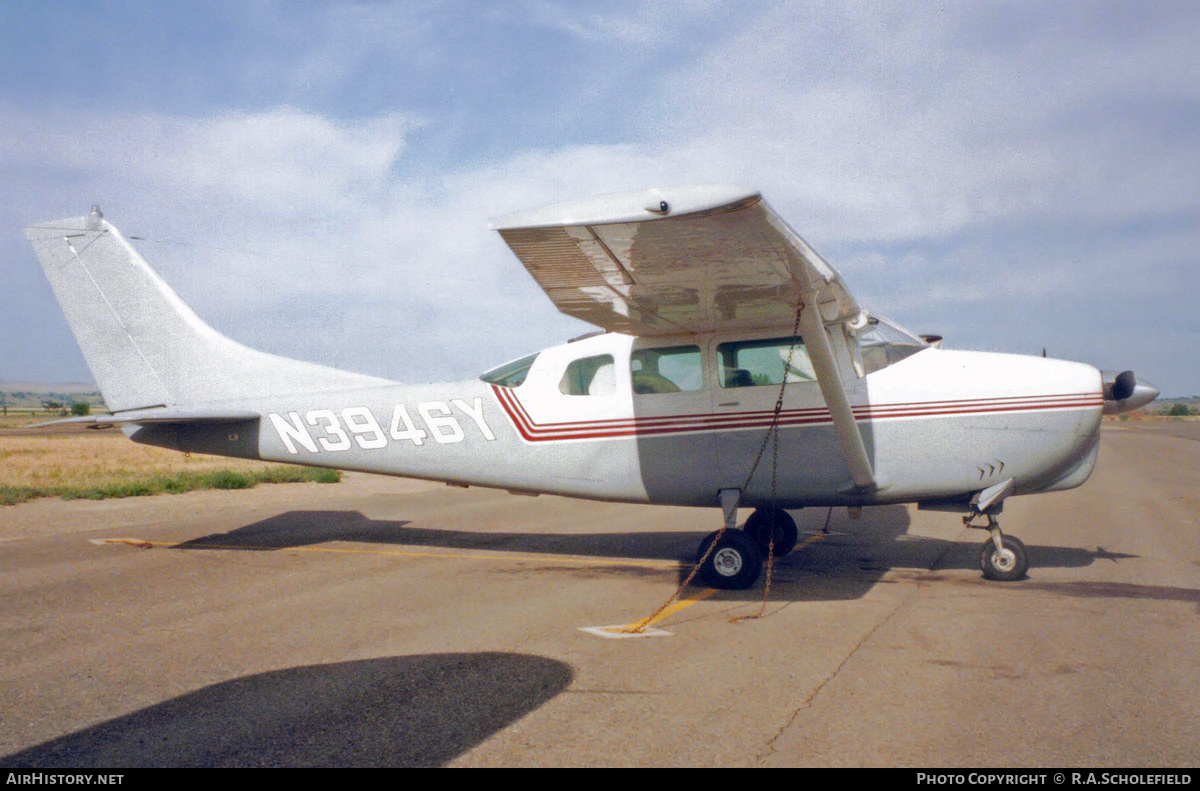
[718,337,816,388]
[559,354,616,396]
[631,345,702,394]
[479,353,539,388]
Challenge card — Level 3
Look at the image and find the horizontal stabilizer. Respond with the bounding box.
[31,406,261,429]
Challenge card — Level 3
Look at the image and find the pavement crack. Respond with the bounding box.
[755,563,939,764]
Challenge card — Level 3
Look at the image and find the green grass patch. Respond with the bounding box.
[0,465,341,506]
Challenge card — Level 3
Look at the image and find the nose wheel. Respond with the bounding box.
[967,514,1029,581]
[979,532,1028,581]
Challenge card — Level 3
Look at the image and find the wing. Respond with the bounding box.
[490,185,863,337]
[493,186,876,490]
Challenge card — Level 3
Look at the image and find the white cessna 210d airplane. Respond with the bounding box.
[26,186,1159,589]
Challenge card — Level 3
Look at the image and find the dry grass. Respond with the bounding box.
[0,414,57,430]
[0,429,338,505]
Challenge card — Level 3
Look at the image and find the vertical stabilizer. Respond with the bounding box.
[25,210,392,412]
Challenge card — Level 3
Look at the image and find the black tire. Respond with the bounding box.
[979,535,1028,581]
[696,529,763,590]
[743,508,799,557]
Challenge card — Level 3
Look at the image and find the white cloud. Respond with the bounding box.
[3,105,413,224]
[636,1,1200,243]
[514,0,723,45]
[3,103,614,381]
[171,109,410,209]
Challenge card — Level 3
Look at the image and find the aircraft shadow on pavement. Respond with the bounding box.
[2,652,573,768]
[173,505,1134,603]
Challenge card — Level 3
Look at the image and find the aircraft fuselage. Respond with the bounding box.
[130,331,1104,511]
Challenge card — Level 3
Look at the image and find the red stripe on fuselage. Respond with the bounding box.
[489,385,1102,442]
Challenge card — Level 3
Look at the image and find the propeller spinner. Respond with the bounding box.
[1102,370,1160,414]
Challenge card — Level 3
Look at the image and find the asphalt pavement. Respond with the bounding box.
[1,422,1197,767]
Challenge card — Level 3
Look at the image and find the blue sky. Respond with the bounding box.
[3,0,1198,396]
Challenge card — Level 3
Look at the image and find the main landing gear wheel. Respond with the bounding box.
[742,508,799,557]
[979,534,1028,582]
[696,529,762,590]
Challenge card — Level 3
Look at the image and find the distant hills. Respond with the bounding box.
[0,381,103,409]
[1,381,100,395]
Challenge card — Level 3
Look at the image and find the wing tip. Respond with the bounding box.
[489,184,761,230]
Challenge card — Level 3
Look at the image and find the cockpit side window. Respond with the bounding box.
[559,354,616,396]
[631,345,702,394]
[479,353,538,388]
[717,337,815,388]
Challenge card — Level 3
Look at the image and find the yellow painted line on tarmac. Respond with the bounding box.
[584,532,827,639]
[623,587,719,631]
[795,533,824,551]
[582,588,720,639]
[90,537,681,569]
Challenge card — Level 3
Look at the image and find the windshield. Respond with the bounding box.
[479,353,539,388]
[856,315,928,374]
